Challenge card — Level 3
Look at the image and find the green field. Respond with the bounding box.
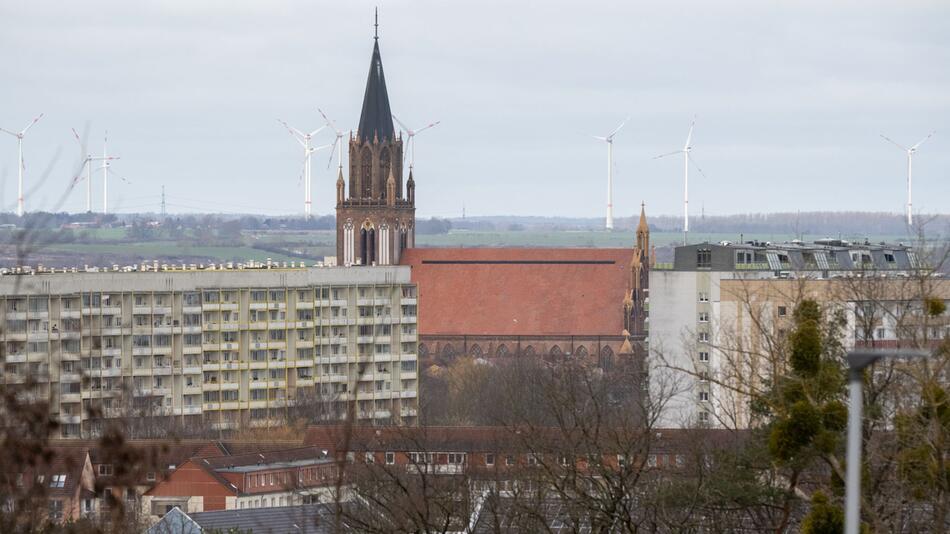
[46,242,304,263]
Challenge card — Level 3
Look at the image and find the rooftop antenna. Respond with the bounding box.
[592,116,630,231]
[880,130,935,226]
[1,113,44,216]
[70,128,119,212]
[277,119,330,219]
[655,115,707,245]
[374,7,379,40]
[393,115,440,170]
[318,109,346,173]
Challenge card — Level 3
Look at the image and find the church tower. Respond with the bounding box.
[627,203,651,336]
[336,18,414,266]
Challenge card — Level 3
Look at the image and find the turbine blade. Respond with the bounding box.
[880,134,908,151]
[685,117,696,149]
[317,108,340,134]
[654,150,683,160]
[20,113,44,135]
[910,130,936,151]
[326,137,340,169]
[688,153,708,179]
[414,120,441,135]
[107,167,132,184]
[592,135,607,141]
[392,114,411,133]
[607,116,631,138]
[0,127,18,137]
[308,126,327,137]
[312,143,333,152]
[278,119,306,140]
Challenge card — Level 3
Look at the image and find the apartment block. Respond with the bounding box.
[648,239,938,428]
[0,265,419,438]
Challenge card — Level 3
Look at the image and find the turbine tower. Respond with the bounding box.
[592,116,629,230]
[1,113,44,216]
[98,131,130,214]
[318,108,346,175]
[71,128,119,212]
[278,119,330,219]
[655,116,706,244]
[880,130,935,226]
[392,115,440,170]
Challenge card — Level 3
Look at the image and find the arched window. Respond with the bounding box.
[522,346,535,357]
[599,346,614,371]
[574,346,589,359]
[359,228,367,265]
[549,346,563,359]
[418,343,429,358]
[496,344,509,358]
[441,344,456,359]
[470,344,482,358]
[360,148,373,198]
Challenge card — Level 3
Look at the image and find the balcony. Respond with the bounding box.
[202,381,220,390]
[59,414,82,425]
[6,353,26,363]
[296,301,313,310]
[220,302,239,311]
[183,366,202,375]
[221,322,240,331]
[183,346,202,355]
[153,326,173,335]
[202,343,220,351]
[202,303,221,311]
[183,384,202,395]
[60,310,81,319]
[102,347,122,357]
[132,347,152,356]
[183,305,202,314]
[60,372,82,382]
[178,405,202,415]
[401,371,417,381]
[220,382,240,390]
[152,366,173,376]
[296,340,314,349]
[294,359,315,368]
[400,390,417,399]
[249,380,267,389]
[61,393,81,403]
[182,325,202,334]
[400,298,417,306]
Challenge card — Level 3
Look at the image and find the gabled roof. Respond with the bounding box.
[25,445,92,498]
[399,248,634,336]
[357,39,395,143]
[148,506,202,534]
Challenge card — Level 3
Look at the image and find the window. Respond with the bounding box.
[698,332,709,343]
[698,411,710,423]
[697,248,712,268]
[699,391,709,402]
[698,292,709,302]
[146,472,156,482]
[98,464,113,476]
[385,452,395,465]
[617,455,627,468]
[364,452,375,464]
[50,474,66,488]
[48,500,63,521]
[485,453,495,466]
[698,351,709,362]
[527,454,538,466]
[447,453,465,465]
[698,312,709,323]
[505,455,515,466]
[777,306,787,317]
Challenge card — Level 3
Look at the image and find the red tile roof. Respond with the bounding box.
[399,248,633,336]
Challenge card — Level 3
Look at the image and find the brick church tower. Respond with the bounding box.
[336,23,415,266]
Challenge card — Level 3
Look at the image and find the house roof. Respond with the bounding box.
[148,506,202,534]
[399,248,634,336]
[191,503,339,534]
[203,446,332,472]
[31,445,91,498]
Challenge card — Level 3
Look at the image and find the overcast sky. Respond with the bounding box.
[0,0,947,219]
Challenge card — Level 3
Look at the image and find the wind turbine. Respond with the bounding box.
[0,113,44,216]
[592,116,630,230]
[880,130,935,226]
[70,128,120,212]
[318,109,346,175]
[392,115,440,170]
[97,131,131,214]
[655,116,706,244]
[277,119,330,219]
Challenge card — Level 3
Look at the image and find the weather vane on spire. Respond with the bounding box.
[374,7,379,40]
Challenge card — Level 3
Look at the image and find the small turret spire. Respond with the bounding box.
[374,7,379,40]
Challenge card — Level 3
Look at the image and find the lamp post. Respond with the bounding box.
[845,349,930,534]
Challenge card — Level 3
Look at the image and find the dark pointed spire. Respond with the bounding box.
[357,12,395,144]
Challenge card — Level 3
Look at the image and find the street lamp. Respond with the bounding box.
[845,349,930,534]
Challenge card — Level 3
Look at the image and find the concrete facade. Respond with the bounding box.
[0,265,419,438]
